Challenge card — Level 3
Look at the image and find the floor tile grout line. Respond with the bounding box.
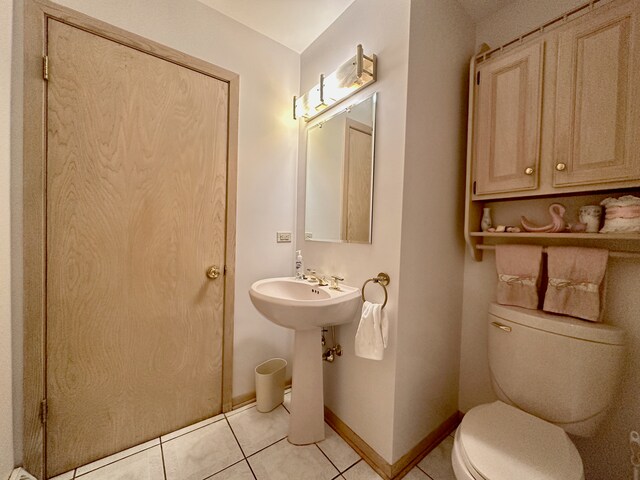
[223,404,290,460]
[201,458,251,480]
[416,464,435,479]
[340,459,362,476]
[246,459,258,480]
[160,415,226,444]
[73,442,159,478]
[224,415,248,459]
[314,443,342,476]
[244,436,288,459]
[224,403,257,418]
[159,440,168,480]
[222,416,259,479]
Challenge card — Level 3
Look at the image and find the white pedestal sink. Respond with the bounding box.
[249,277,361,444]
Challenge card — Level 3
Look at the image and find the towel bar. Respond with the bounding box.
[476,244,640,259]
[361,272,390,309]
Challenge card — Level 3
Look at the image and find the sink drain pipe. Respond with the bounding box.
[322,326,342,362]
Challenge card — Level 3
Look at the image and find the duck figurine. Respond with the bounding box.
[521,203,567,233]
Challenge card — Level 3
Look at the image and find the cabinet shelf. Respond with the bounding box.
[465,231,640,261]
[469,232,640,240]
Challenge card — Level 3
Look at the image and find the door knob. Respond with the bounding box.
[206,265,221,280]
[524,167,534,175]
[555,163,567,171]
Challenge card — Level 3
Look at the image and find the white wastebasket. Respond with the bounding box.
[255,358,287,413]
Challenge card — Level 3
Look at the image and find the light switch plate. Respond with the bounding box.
[276,231,292,243]
[305,232,313,240]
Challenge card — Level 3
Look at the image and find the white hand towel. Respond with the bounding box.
[355,301,388,360]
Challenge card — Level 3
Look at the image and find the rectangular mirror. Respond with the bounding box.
[305,93,377,243]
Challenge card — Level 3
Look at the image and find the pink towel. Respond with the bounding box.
[495,245,543,310]
[543,247,608,322]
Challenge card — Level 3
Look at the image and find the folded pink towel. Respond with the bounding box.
[543,247,608,322]
[495,244,543,309]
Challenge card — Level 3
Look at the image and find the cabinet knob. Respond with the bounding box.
[524,167,534,175]
[555,163,567,171]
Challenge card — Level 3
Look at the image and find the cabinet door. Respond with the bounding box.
[474,42,543,196]
[554,0,640,187]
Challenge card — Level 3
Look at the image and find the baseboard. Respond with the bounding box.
[231,383,292,410]
[324,407,462,480]
[8,468,37,480]
[230,391,257,410]
[389,411,462,479]
[324,407,392,478]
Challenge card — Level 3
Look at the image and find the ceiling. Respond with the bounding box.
[196,0,515,53]
[457,0,517,22]
[196,0,357,53]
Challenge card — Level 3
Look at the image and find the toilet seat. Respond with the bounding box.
[456,402,584,480]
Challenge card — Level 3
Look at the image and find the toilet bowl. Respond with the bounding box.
[452,303,625,480]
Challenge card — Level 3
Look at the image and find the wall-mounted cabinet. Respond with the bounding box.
[553,0,640,188]
[465,0,640,260]
[474,42,544,196]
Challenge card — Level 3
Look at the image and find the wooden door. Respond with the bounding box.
[342,119,373,243]
[473,42,543,196]
[553,0,640,187]
[46,19,229,475]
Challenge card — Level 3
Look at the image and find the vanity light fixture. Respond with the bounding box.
[293,44,377,121]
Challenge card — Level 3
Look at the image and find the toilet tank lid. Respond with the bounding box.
[489,303,625,345]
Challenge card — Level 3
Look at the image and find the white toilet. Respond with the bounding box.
[452,302,626,480]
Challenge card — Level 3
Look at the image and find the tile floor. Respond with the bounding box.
[51,391,457,480]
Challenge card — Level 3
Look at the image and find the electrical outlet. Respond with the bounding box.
[305,232,313,240]
[276,231,292,243]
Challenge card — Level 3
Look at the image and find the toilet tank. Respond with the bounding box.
[488,303,625,437]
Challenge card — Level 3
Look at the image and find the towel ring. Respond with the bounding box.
[361,272,390,309]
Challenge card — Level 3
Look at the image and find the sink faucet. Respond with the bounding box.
[329,275,344,290]
[306,269,328,286]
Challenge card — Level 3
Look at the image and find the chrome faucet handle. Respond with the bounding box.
[306,268,318,283]
[307,269,329,286]
[330,275,344,290]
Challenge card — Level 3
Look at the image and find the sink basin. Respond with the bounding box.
[249,277,361,330]
[249,277,361,445]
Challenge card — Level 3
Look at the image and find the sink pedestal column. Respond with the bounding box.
[288,327,325,444]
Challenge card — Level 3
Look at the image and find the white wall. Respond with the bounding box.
[460,1,640,478]
[298,0,411,462]
[1,0,16,476]
[10,0,300,459]
[298,0,474,464]
[475,0,583,50]
[392,0,474,461]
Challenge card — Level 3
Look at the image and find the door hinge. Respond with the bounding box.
[473,181,477,195]
[40,399,48,424]
[43,55,49,81]
[223,265,227,275]
[476,71,480,85]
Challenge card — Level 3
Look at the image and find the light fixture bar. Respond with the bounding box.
[293,44,377,121]
[318,73,325,110]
